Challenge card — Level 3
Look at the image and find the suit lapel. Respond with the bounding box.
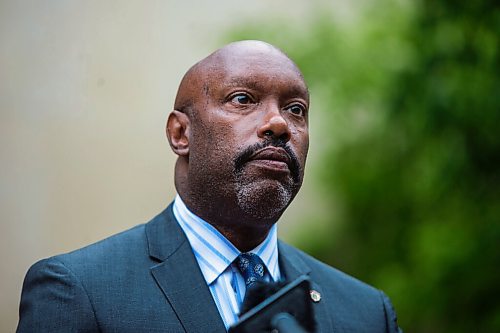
[146,205,226,333]
[278,241,336,333]
[277,241,310,280]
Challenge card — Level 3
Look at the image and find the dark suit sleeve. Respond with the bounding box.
[17,258,99,333]
[380,290,403,333]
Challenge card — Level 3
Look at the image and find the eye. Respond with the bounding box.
[286,103,306,117]
[229,93,253,105]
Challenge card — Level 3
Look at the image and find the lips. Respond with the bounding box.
[247,147,291,171]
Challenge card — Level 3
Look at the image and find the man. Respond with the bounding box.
[17,40,401,332]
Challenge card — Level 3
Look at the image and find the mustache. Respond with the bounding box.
[234,138,302,183]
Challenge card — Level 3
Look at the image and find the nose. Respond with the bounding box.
[257,105,291,142]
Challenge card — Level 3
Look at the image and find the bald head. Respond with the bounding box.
[174,40,307,115]
[166,40,310,250]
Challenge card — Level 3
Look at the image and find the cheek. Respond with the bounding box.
[210,119,255,156]
[291,129,309,159]
[190,126,238,170]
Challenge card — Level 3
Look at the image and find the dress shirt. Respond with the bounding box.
[173,195,281,329]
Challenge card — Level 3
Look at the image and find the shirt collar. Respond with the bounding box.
[173,195,280,285]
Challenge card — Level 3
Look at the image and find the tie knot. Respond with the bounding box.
[235,253,266,287]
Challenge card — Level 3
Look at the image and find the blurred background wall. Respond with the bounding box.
[1,1,498,332]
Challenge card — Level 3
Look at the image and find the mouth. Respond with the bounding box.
[247,147,291,172]
[234,140,302,183]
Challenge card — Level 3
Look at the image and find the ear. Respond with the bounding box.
[166,110,190,156]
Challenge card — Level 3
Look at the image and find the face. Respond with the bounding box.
[186,46,309,223]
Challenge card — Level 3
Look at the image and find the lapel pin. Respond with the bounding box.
[310,289,321,303]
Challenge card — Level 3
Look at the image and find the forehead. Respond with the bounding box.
[205,48,309,100]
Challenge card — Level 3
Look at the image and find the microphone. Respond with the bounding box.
[229,276,316,333]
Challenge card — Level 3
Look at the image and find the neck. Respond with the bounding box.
[213,222,274,252]
[180,193,278,251]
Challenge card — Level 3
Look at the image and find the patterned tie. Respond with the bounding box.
[235,253,267,288]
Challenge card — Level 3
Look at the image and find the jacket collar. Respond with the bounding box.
[146,205,227,333]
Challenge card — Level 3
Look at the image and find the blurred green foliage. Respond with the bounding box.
[226,0,499,331]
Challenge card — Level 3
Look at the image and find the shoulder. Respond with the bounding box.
[23,223,148,290]
[279,241,402,332]
[279,241,377,293]
[17,206,189,332]
[24,204,178,284]
[43,223,148,272]
[40,204,176,271]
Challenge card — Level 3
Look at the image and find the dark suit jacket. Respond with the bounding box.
[17,205,401,332]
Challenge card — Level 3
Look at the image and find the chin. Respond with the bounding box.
[235,179,297,221]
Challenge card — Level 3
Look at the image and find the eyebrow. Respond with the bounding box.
[224,78,261,90]
[224,77,309,99]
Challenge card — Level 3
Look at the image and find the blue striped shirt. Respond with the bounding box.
[173,195,281,329]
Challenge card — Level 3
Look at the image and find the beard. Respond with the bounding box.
[235,178,294,220]
[233,139,303,220]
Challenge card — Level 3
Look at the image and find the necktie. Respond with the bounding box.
[235,253,267,288]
